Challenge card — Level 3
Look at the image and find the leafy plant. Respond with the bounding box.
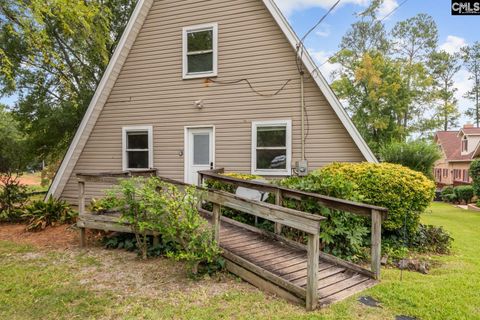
[0,172,28,222]
[22,196,77,231]
[280,173,369,261]
[469,159,480,197]
[411,224,453,254]
[453,185,474,204]
[379,140,441,179]
[89,195,120,214]
[441,186,457,203]
[102,177,222,274]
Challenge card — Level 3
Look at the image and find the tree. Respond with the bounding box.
[0,104,28,172]
[461,42,480,127]
[332,52,408,153]
[0,0,137,161]
[335,0,390,71]
[427,50,461,131]
[391,13,438,134]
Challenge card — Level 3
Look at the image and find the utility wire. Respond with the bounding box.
[296,0,342,74]
[206,78,293,97]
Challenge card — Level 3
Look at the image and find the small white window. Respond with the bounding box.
[252,120,292,176]
[182,23,218,79]
[122,126,153,171]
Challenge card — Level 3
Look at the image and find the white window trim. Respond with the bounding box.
[251,120,292,176]
[122,126,153,171]
[182,23,218,79]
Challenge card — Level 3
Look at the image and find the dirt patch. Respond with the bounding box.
[18,174,42,186]
[0,223,79,249]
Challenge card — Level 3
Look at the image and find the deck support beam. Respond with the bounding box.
[212,203,221,244]
[274,189,283,235]
[306,232,319,311]
[371,209,382,280]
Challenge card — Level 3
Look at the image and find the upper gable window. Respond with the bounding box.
[462,136,468,152]
[182,23,218,79]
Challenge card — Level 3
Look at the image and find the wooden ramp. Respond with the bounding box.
[217,219,377,307]
[76,170,387,310]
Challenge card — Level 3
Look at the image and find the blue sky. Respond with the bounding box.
[276,0,480,128]
[2,0,479,128]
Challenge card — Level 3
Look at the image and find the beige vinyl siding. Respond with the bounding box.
[60,0,365,204]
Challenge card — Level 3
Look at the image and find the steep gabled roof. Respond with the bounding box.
[47,0,377,198]
[436,131,475,162]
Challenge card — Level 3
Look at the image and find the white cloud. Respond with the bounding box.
[376,0,398,20]
[439,35,467,54]
[315,24,331,37]
[274,0,368,16]
[308,49,342,82]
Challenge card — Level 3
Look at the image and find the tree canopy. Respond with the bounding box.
[0,0,136,162]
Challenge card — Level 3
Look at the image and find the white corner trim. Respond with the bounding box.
[122,126,154,171]
[46,0,153,199]
[263,0,378,163]
[182,23,218,79]
[251,119,292,176]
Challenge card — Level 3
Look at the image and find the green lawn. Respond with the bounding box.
[0,202,479,319]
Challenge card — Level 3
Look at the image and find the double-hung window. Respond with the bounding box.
[122,126,153,171]
[182,23,218,79]
[252,120,292,176]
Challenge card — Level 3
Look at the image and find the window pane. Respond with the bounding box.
[127,151,149,169]
[257,126,286,147]
[193,134,210,165]
[187,30,213,51]
[187,53,213,73]
[256,149,287,170]
[127,131,148,149]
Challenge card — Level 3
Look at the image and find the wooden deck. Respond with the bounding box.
[76,170,387,310]
[217,218,377,307]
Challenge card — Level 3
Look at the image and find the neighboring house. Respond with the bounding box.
[434,124,480,187]
[47,0,377,205]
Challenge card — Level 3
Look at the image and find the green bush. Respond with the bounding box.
[0,173,28,222]
[441,186,457,203]
[280,174,369,261]
[454,185,474,204]
[315,162,435,238]
[104,177,222,274]
[204,173,265,226]
[470,159,480,197]
[411,224,453,254]
[22,196,77,231]
[379,141,441,179]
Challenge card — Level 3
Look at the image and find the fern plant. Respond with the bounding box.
[22,196,77,231]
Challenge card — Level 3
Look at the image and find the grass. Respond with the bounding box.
[0,202,479,319]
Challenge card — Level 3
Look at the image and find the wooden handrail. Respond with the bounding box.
[198,169,387,281]
[198,170,388,217]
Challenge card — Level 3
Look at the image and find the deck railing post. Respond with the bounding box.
[212,203,221,244]
[78,179,86,248]
[197,172,204,187]
[274,189,283,235]
[78,180,85,216]
[306,232,319,311]
[371,209,382,280]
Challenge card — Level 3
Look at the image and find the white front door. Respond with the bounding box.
[185,127,214,185]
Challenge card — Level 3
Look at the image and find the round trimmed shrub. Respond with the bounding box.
[454,185,474,204]
[312,162,435,237]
